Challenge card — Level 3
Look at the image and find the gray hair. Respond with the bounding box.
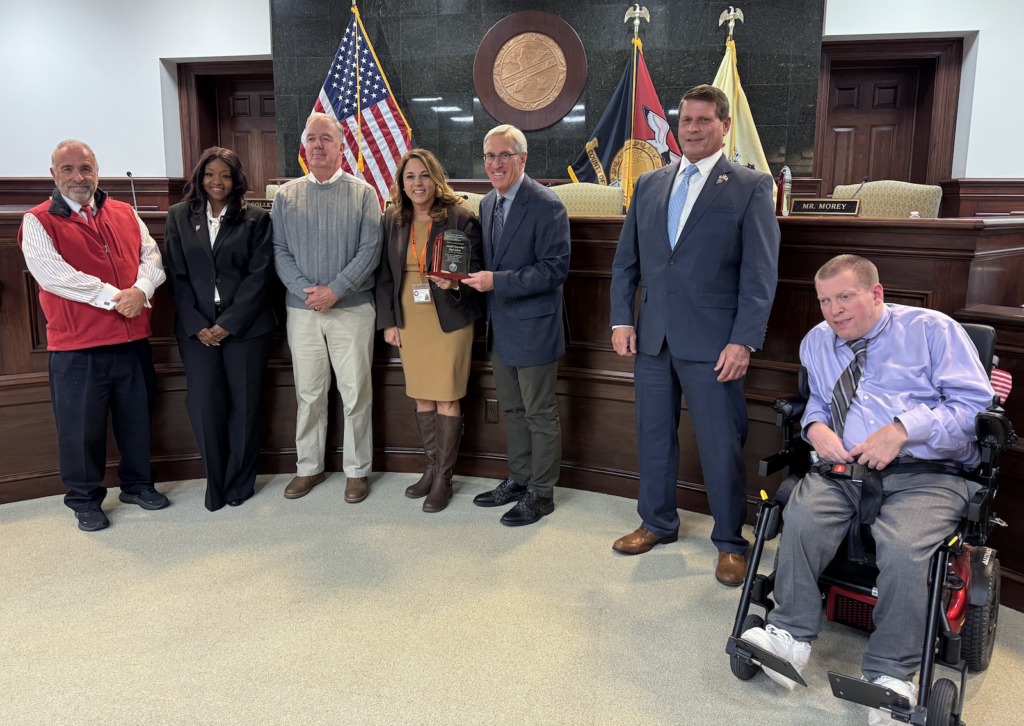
[51,139,97,169]
[483,124,527,154]
[303,112,344,142]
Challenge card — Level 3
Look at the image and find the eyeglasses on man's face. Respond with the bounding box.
[482,152,520,165]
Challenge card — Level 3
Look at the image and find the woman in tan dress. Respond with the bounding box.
[375,149,483,512]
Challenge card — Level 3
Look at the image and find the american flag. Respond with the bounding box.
[991,367,1012,404]
[298,6,412,209]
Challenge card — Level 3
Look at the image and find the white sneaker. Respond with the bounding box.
[740,624,812,690]
[866,676,917,726]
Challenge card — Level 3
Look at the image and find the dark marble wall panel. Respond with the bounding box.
[272,0,824,179]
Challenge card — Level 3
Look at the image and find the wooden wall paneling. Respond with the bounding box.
[940,179,1024,217]
[0,178,184,211]
[4,211,1024,610]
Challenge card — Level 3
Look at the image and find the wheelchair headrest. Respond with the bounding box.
[798,365,810,399]
[961,323,995,376]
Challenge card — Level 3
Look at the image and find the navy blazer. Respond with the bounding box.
[164,202,278,341]
[610,155,780,362]
[481,174,571,368]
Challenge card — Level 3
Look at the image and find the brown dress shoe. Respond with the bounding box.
[284,472,326,499]
[345,476,369,503]
[716,552,748,586]
[612,527,679,555]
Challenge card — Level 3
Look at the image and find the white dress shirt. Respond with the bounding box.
[20,193,165,309]
[307,167,346,184]
[670,149,723,242]
[207,201,227,304]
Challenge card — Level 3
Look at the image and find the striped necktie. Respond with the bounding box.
[830,337,869,439]
[492,195,505,256]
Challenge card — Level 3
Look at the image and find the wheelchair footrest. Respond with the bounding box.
[828,672,919,724]
[727,637,808,687]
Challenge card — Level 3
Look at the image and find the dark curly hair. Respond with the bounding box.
[182,147,249,222]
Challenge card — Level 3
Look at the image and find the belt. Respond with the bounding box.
[812,457,967,563]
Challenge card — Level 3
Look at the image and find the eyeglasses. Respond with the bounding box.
[482,153,519,165]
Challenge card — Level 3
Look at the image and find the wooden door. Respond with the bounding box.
[820,66,920,194]
[216,79,278,198]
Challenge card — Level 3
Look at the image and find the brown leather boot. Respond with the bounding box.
[284,472,326,499]
[424,413,462,513]
[405,410,437,499]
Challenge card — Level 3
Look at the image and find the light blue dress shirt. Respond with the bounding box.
[494,172,525,223]
[800,304,995,467]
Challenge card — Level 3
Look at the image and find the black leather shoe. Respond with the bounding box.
[76,510,109,532]
[473,478,528,508]
[500,489,554,527]
[119,488,169,511]
[228,499,243,507]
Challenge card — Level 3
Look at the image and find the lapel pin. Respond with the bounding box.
[196,225,201,231]
[716,174,729,184]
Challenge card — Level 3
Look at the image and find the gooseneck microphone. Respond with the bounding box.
[126,171,138,211]
[851,175,870,198]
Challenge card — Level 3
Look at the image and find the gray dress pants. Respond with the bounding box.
[767,470,977,681]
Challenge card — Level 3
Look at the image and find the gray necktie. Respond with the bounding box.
[830,337,869,439]
[492,195,505,255]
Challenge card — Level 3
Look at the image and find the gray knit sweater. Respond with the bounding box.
[271,172,383,310]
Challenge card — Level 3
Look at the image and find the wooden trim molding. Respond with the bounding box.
[177,61,274,179]
[814,38,963,187]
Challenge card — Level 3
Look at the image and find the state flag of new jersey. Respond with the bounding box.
[713,38,774,186]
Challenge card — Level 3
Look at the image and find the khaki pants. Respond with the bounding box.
[287,304,375,478]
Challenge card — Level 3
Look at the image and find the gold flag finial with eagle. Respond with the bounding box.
[624,4,650,41]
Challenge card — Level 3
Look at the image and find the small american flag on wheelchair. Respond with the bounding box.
[991,367,1012,403]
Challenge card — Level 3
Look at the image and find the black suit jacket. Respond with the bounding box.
[374,203,484,334]
[164,201,278,340]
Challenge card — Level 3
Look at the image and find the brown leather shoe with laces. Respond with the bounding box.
[612,527,679,555]
[284,472,326,499]
[345,476,369,503]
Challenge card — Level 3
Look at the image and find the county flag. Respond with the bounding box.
[712,38,774,187]
[298,5,412,209]
[568,38,680,209]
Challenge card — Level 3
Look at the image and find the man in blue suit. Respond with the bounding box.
[609,85,780,585]
[464,124,571,526]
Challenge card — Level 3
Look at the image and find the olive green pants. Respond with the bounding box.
[490,350,561,498]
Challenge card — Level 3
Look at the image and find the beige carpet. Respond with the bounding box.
[1,473,1021,726]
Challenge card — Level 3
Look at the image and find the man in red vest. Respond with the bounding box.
[19,140,170,531]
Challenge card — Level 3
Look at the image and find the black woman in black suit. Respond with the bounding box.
[164,147,277,511]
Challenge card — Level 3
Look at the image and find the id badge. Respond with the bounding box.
[412,282,432,303]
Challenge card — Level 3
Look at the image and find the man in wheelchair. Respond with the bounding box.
[740,255,996,725]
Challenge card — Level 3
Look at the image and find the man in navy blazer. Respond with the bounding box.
[464,124,571,526]
[609,85,780,585]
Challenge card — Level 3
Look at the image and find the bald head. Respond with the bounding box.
[51,140,99,205]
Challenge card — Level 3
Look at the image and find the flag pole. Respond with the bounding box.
[352,0,364,172]
[623,4,649,210]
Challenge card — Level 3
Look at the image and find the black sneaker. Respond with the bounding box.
[119,488,170,511]
[473,477,528,508]
[499,489,554,527]
[76,509,109,532]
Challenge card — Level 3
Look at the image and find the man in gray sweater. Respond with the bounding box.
[273,112,383,503]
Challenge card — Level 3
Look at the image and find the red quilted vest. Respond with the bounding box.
[18,190,153,351]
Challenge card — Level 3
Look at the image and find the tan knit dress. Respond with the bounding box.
[398,221,474,401]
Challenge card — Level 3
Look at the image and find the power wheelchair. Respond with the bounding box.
[725,324,1017,726]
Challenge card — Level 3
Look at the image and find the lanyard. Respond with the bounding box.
[410,222,429,282]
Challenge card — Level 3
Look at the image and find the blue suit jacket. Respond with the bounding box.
[482,174,571,368]
[610,156,780,362]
